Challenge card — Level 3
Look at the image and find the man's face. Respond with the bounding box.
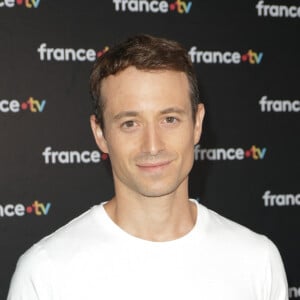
[91,66,204,199]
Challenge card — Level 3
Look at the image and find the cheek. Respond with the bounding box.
[106,139,135,165]
[178,135,196,162]
[175,130,195,150]
[106,129,142,153]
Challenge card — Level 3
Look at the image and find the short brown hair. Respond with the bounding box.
[90,34,200,129]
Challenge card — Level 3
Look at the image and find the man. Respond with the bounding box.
[8,34,288,299]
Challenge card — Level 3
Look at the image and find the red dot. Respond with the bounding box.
[26,206,33,213]
[241,54,248,62]
[245,150,251,158]
[97,51,103,57]
[16,0,23,5]
[169,3,176,10]
[21,102,28,110]
[101,153,108,160]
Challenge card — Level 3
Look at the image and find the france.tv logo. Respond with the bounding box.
[194,145,267,161]
[0,97,46,113]
[112,0,192,14]
[0,0,41,8]
[189,48,263,64]
[37,43,109,62]
[0,201,51,218]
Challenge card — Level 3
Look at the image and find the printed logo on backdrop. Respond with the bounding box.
[112,0,192,14]
[37,43,264,65]
[194,145,267,161]
[289,287,300,299]
[259,96,300,112]
[256,1,300,18]
[37,43,109,62]
[0,97,46,113]
[0,0,41,8]
[0,201,51,218]
[263,191,300,207]
[189,47,263,64]
[42,147,108,164]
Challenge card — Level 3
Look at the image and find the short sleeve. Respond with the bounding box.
[7,244,55,300]
[263,237,288,300]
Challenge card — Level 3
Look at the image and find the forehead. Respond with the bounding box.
[101,67,191,112]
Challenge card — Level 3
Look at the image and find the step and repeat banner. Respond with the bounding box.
[0,0,299,298]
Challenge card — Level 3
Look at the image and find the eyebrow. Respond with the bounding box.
[112,107,186,121]
[113,111,139,121]
[159,107,186,115]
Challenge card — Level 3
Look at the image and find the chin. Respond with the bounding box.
[137,185,181,198]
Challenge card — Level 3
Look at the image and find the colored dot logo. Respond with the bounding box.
[5,0,42,8]
[245,146,267,160]
[97,46,109,58]
[101,153,109,160]
[245,150,251,158]
[169,3,176,10]
[26,206,33,213]
[241,50,263,64]
[21,102,27,110]
[27,201,52,216]
[169,0,193,14]
[21,97,47,113]
[241,54,248,62]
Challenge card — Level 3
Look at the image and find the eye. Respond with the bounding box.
[121,120,137,129]
[164,116,178,124]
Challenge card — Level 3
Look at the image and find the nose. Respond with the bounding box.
[141,123,165,155]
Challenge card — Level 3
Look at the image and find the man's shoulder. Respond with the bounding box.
[198,201,277,255]
[20,204,104,266]
[8,204,107,298]
[194,201,288,298]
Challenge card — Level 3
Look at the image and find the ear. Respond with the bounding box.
[90,115,109,154]
[193,104,205,145]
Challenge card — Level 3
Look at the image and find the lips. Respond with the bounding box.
[136,160,171,171]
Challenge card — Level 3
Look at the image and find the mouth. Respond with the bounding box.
[136,160,172,172]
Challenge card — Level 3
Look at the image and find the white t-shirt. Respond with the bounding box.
[7,200,288,300]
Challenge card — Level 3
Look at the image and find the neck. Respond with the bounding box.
[104,189,197,242]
